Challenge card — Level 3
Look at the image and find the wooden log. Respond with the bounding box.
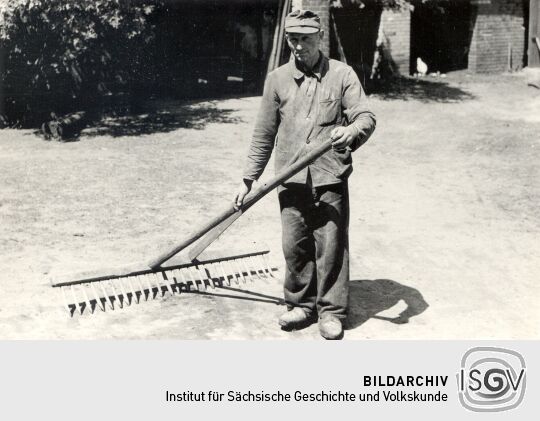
[276,0,292,67]
[331,13,347,65]
[267,0,284,74]
[266,0,292,75]
[43,111,87,141]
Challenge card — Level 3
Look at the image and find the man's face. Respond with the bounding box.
[286,31,323,66]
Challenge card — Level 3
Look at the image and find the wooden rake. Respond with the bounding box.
[50,138,334,316]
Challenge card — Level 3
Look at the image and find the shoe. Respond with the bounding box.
[318,314,344,340]
[278,307,314,330]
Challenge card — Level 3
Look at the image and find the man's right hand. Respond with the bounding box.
[233,179,253,210]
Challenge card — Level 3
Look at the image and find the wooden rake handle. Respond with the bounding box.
[148,138,334,269]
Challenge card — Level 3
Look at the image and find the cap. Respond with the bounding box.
[285,10,321,34]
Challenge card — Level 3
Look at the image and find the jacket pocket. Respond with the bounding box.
[329,147,352,178]
[318,98,340,126]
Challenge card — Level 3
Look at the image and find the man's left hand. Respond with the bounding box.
[330,126,356,151]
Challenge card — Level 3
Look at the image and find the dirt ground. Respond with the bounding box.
[1,72,539,339]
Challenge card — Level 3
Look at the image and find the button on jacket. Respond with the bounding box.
[243,54,376,187]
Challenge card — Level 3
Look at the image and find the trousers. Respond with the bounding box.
[278,180,349,319]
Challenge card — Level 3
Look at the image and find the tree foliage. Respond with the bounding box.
[0,0,160,126]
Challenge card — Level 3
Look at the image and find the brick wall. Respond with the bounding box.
[469,0,526,72]
[290,0,526,74]
[381,8,411,75]
[292,0,331,56]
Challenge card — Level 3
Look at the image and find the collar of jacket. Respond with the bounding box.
[290,52,327,82]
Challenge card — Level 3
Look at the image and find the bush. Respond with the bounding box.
[0,0,160,126]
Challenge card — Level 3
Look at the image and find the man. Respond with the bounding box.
[233,9,376,339]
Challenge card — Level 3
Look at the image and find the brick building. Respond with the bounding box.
[467,0,527,72]
[293,0,531,74]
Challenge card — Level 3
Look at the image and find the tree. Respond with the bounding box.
[0,0,160,127]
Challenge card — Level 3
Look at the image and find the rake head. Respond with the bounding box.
[51,250,277,317]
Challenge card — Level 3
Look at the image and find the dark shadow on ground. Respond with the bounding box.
[179,283,285,306]
[80,98,244,139]
[346,279,428,330]
[370,76,475,103]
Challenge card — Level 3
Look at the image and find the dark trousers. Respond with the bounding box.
[278,181,349,319]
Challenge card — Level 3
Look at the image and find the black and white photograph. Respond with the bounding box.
[0,0,539,342]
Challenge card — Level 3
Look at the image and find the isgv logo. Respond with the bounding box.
[457,347,526,412]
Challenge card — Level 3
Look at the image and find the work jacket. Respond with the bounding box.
[243,53,376,187]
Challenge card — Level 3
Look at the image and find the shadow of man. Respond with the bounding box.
[346,279,428,330]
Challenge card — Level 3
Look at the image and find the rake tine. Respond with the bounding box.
[240,259,255,282]
[226,259,240,286]
[205,262,214,286]
[182,267,192,289]
[233,259,248,284]
[176,270,185,291]
[172,269,186,294]
[195,265,208,290]
[250,258,262,281]
[60,287,75,315]
[247,256,259,279]
[232,259,243,285]
[184,266,195,291]
[125,276,139,304]
[249,255,266,281]
[201,265,212,289]
[115,277,130,306]
[215,262,224,285]
[80,284,95,314]
[69,285,84,315]
[182,268,191,289]
[241,258,255,283]
[90,282,106,311]
[135,275,151,301]
[197,266,208,290]
[157,272,168,296]
[210,263,220,288]
[134,275,148,301]
[202,264,216,289]
[141,273,154,299]
[113,278,125,305]
[208,264,217,287]
[168,269,176,283]
[196,265,207,290]
[211,262,223,286]
[255,255,269,280]
[98,281,114,311]
[160,271,174,295]
[108,279,123,309]
[177,268,189,291]
[165,270,177,293]
[142,273,155,299]
[186,266,200,291]
[197,266,206,290]
[218,261,231,286]
[159,272,174,295]
[150,273,164,297]
[238,259,249,284]
[262,253,275,278]
[177,269,187,292]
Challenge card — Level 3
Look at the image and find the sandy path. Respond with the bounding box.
[0,72,538,339]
